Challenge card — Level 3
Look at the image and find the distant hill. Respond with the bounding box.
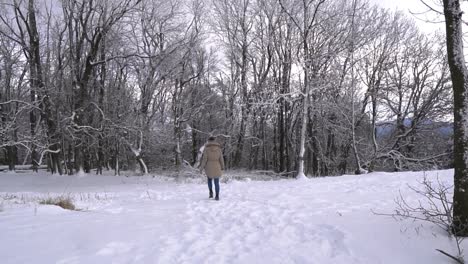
[376,119,453,138]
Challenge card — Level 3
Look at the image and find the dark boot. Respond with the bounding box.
[215,193,219,201]
[209,190,213,199]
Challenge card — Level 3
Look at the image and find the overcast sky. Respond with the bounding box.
[369,0,446,34]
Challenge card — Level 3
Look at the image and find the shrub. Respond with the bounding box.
[375,174,465,264]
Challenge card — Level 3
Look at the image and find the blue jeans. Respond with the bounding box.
[207,178,220,196]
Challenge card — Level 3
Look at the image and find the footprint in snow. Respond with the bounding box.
[96,241,132,256]
[56,256,80,264]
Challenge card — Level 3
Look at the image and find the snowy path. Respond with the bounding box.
[0,170,464,263]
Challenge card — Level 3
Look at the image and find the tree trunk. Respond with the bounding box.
[29,57,38,172]
[27,0,63,174]
[233,108,247,167]
[174,123,182,166]
[96,37,107,175]
[191,122,198,165]
[114,142,120,176]
[233,37,250,168]
[278,100,285,172]
[1,50,17,171]
[297,42,312,178]
[349,0,362,175]
[325,114,337,175]
[443,0,468,236]
[137,155,148,175]
[278,58,291,173]
[67,143,73,175]
[74,144,83,173]
[6,146,17,171]
[339,144,350,174]
[297,81,309,178]
[261,115,268,170]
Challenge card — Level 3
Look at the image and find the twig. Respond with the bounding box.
[436,249,464,264]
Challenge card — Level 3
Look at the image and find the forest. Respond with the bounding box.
[0,0,453,176]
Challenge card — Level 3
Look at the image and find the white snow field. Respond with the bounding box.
[0,169,465,264]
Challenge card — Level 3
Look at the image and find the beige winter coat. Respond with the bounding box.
[200,142,225,178]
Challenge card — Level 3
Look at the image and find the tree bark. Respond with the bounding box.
[443,0,468,236]
[25,0,62,174]
[1,48,17,171]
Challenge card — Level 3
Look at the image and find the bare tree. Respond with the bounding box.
[279,0,326,178]
[0,26,24,171]
[212,0,256,168]
[61,0,141,173]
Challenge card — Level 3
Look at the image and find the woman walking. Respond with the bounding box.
[200,136,225,200]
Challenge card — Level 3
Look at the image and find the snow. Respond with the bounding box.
[0,169,465,264]
[296,172,309,181]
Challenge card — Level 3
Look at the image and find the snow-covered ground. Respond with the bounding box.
[0,169,464,264]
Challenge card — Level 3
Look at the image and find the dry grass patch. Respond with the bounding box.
[40,196,76,210]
